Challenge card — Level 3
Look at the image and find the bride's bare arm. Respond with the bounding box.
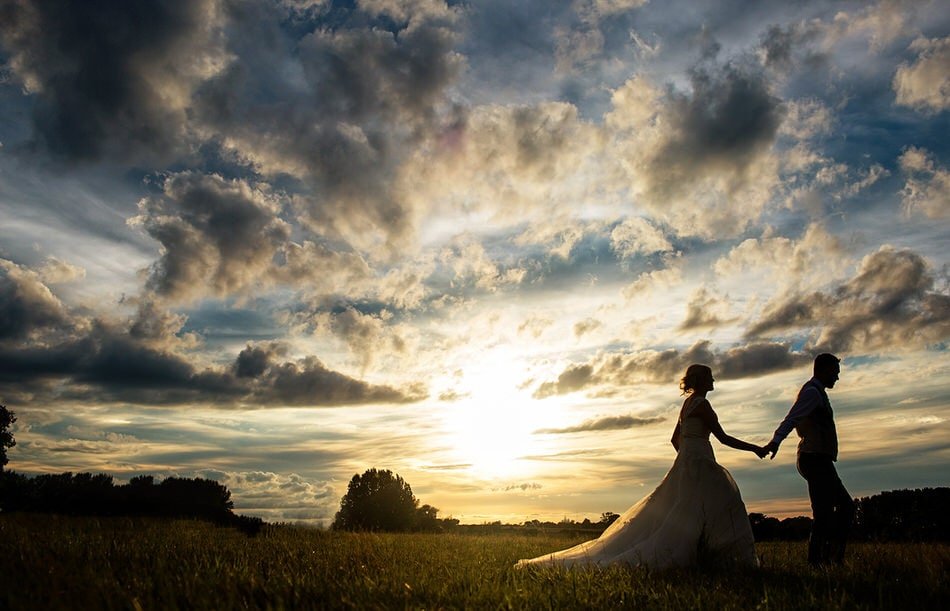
[670,421,681,451]
[694,402,763,454]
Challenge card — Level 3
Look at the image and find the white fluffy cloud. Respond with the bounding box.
[899,146,950,218]
[714,223,845,287]
[893,36,950,113]
[610,217,674,258]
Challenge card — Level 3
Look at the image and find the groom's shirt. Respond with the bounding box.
[770,377,839,461]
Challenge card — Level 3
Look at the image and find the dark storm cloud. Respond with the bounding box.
[716,342,811,379]
[611,58,787,236]
[2,1,463,251]
[757,22,824,73]
[132,172,291,301]
[191,0,463,249]
[0,259,70,340]
[533,340,808,398]
[0,321,235,406]
[747,246,950,352]
[678,288,731,330]
[0,268,424,407]
[131,172,373,303]
[654,63,784,181]
[534,414,665,435]
[234,342,286,379]
[128,298,191,343]
[0,0,224,163]
[252,354,423,406]
[0,329,425,407]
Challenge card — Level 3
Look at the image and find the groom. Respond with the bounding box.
[764,353,855,566]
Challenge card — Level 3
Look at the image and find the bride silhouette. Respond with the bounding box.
[518,364,766,568]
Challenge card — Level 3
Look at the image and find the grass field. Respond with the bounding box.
[1,515,948,610]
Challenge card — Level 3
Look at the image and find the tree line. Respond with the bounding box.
[0,471,264,535]
[332,469,950,542]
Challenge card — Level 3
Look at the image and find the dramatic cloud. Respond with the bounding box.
[747,247,950,352]
[534,413,664,435]
[0,267,423,407]
[779,99,834,141]
[713,223,845,289]
[679,288,734,331]
[130,172,376,303]
[609,217,674,258]
[533,340,809,398]
[828,0,919,52]
[192,0,463,252]
[440,236,526,291]
[893,36,950,113]
[130,172,290,301]
[248,351,425,407]
[0,329,425,407]
[757,22,825,74]
[36,257,86,284]
[0,0,228,162]
[606,64,784,237]
[0,258,71,340]
[305,306,410,372]
[899,147,950,219]
[401,102,604,232]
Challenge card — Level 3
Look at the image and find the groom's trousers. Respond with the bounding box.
[797,452,855,565]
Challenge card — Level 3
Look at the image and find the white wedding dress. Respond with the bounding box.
[517,396,757,569]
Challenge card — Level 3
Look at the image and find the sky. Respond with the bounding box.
[0,0,948,525]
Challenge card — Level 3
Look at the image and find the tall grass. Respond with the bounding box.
[1,514,947,609]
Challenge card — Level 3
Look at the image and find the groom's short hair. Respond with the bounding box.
[814,353,840,373]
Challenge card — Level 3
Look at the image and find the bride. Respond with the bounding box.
[518,364,766,569]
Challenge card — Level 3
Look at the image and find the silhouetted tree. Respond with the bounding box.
[853,488,950,541]
[0,405,15,472]
[0,471,261,533]
[749,512,813,540]
[599,512,620,527]
[332,468,418,531]
[415,503,441,531]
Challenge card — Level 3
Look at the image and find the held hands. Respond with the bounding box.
[753,442,778,459]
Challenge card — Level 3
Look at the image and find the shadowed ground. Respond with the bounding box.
[1,514,947,609]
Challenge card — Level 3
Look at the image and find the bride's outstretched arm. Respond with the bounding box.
[696,402,764,455]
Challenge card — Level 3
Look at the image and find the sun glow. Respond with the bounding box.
[440,350,565,479]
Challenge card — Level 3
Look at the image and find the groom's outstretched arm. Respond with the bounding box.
[766,386,822,459]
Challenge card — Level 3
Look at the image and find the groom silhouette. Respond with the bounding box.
[764,353,855,566]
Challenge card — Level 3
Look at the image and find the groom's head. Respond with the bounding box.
[814,353,841,388]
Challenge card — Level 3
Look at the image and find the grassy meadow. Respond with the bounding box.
[1,515,948,610]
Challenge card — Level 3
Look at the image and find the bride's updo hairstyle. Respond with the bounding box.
[680,364,712,395]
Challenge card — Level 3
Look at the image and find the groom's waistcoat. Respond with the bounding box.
[795,380,838,460]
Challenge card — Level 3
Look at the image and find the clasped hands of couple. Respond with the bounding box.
[756,442,779,460]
